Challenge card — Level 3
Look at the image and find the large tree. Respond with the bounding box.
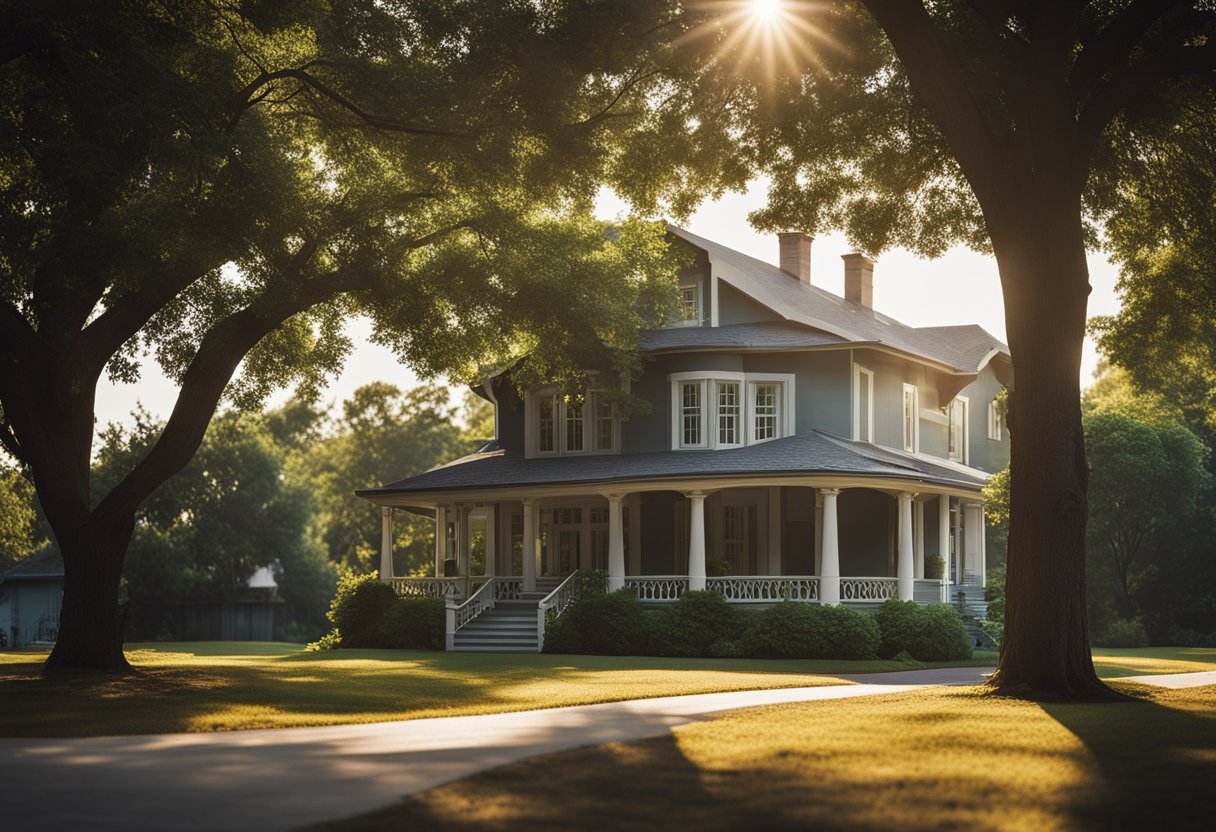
[0,0,735,671]
[673,1,1216,698]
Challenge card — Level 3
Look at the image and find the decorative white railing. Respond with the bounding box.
[625,576,689,601]
[840,577,899,602]
[705,576,819,602]
[536,572,580,652]
[445,578,497,649]
[494,577,525,600]
[390,577,469,599]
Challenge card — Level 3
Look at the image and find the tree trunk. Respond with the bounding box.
[985,193,1116,701]
[43,514,135,674]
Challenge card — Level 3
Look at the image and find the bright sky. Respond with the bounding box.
[93,181,1122,430]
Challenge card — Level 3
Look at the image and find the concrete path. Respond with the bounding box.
[0,666,1206,832]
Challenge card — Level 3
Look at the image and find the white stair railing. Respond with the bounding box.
[445,577,497,650]
[536,572,580,652]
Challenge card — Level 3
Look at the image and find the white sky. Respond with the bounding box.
[93,181,1122,430]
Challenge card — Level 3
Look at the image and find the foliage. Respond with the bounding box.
[0,465,40,564]
[324,573,400,649]
[742,602,819,659]
[924,554,944,581]
[380,597,446,651]
[289,383,470,573]
[706,557,732,577]
[650,591,749,658]
[874,600,971,662]
[97,411,337,641]
[542,588,649,656]
[573,569,609,599]
[1093,618,1151,649]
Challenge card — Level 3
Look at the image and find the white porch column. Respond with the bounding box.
[914,499,925,579]
[686,491,707,591]
[605,493,626,592]
[434,505,446,577]
[455,505,467,575]
[379,507,394,582]
[521,498,537,592]
[938,496,951,601]
[964,501,984,586]
[898,491,915,601]
[819,488,840,605]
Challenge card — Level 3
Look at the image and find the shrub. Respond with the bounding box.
[743,602,880,660]
[328,572,399,648]
[574,569,608,598]
[542,588,648,655]
[652,591,749,658]
[875,600,972,661]
[925,554,945,580]
[381,597,445,650]
[1094,617,1150,648]
[706,557,732,577]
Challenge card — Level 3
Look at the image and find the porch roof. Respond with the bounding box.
[357,430,988,501]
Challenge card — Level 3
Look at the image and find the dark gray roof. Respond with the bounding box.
[639,321,850,353]
[665,226,1008,373]
[358,430,987,499]
[0,549,63,580]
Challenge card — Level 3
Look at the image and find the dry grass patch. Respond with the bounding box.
[318,682,1216,832]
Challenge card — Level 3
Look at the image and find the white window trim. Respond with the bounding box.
[668,371,795,450]
[948,395,969,464]
[902,383,920,453]
[714,379,744,450]
[672,282,702,327]
[987,399,1003,441]
[525,386,619,458]
[853,364,874,442]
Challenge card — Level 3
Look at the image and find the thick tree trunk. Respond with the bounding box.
[985,193,1116,701]
[43,514,134,674]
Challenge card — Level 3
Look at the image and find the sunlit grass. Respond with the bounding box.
[3,643,1211,739]
[317,682,1216,831]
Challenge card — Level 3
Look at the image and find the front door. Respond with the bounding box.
[722,504,757,575]
[541,507,583,577]
[556,530,580,576]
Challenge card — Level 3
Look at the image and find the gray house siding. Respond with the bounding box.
[959,366,1008,474]
[717,282,783,325]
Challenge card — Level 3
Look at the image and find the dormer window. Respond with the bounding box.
[670,372,794,450]
[528,387,618,457]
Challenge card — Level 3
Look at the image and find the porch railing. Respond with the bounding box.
[445,577,498,649]
[839,577,899,602]
[536,572,580,652]
[624,576,689,602]
[705,576,819,603]
[390,576,492,600]
[494,577,525,601]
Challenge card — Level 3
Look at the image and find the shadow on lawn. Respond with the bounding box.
[1043,683,1216,830]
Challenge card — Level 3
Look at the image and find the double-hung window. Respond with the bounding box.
[670,372,793,449]
[529,387,618,457]
[948,396,968,464]
[987,399,1003,441]
[902,383,919,453]
[677,284,701,325]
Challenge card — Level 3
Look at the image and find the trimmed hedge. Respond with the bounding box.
[875,600,972,661]
[744,602,880,660]
[542,588,649,655]
[650,591,749,658]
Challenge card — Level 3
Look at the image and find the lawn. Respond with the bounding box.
[314,681,1216,832]
[1,643,1211,738]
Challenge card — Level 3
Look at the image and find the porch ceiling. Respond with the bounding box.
[357,430,988,505]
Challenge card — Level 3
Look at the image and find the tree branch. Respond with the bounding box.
[0,298,39,361]
[860,1,1005,202]
[1069,0,1188,103]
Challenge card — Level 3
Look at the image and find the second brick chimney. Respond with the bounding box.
[778,232,812,285]
[842,253,875,309]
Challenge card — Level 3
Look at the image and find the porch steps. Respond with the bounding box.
[953,585,995,649]
[449,583,558,652]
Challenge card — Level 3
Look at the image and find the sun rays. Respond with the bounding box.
[680,0,838,82]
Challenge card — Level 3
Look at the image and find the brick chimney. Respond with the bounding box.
[778,232,812,285]
[842,253,875,309]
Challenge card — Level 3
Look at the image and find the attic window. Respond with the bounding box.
[677,284,700,326]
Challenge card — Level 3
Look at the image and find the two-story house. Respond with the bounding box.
[358,226,1011,651]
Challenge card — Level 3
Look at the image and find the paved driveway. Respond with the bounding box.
[3,666,1207,832]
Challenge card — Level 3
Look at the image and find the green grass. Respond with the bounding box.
[313,681,1216,832]
[2,643,1211,739]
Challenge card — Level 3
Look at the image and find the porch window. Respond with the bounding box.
[987,399,1003,440]
[902,383,919,452]
[948,396,969,463]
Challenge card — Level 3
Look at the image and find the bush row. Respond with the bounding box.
[308,572,444,650]
[543,589,972,662]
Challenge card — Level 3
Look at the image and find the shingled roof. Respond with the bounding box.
[664,225,1009,374]
[358,429,987,502]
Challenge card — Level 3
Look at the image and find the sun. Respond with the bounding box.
[750,0,784,23]
[680,1,837,82]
